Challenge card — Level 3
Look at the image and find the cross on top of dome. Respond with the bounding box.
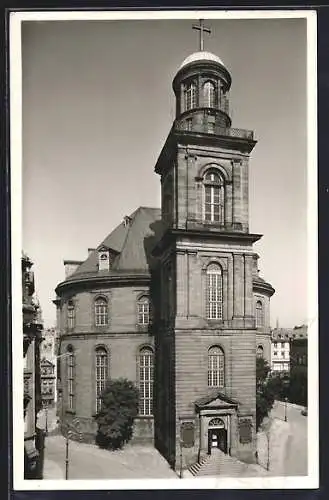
[192,19,211,52]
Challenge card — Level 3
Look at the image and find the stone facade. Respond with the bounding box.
[22,252,44,479]
[54,50,275,472]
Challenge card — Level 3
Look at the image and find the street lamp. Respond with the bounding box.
[266,430,270,471]
[284,396,288,422]
[65,431,70,479]
[179,440,183,478]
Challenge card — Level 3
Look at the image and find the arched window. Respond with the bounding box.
[256,300,264,327]
[257,345,264,359]
[95,297,108,326]
[203,170,225,223]
[209,417,225,428]
[208,346,225,387]
[184,82,197,111]
[137,296,150,325]
[203,81,216,107]
[138,346,154,416]
[67,300,75,329]
[95,346,109,413]
[206,263,223,320]
[66,345,75,411]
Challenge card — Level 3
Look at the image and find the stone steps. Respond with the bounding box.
[196,448,255,477]
[188,455,211,476]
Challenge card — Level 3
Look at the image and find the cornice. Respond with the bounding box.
[55,272,151,296]
[253,280,275,297]
[152,228,262,257]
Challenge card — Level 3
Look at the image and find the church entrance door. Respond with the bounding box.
[207,418,227,455]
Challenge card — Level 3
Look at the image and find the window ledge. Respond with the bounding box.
[65,409,76,415]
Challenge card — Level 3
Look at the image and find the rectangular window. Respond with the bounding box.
[186,118,193,131]
[95,299,108,326]
[208,349,225,387]
[139,349,154,416]
[67,353,74,411]
[138,300,150,325]
[208,122,215,134]
[68,307,75,329]
[207,273,223,320]
[96,349,108,413]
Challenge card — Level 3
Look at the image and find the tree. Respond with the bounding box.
[94,378,139,450]
[256,358,275,431]
[289,367,307,406]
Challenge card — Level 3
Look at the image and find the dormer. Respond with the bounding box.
[98,245,111,272]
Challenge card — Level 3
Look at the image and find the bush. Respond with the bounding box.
[94,378,139,450]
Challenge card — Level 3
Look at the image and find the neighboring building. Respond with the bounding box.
[290,325,308,406]
[270,325,308,375]
[254,271,274,365]
[40,359,56,408]
[22,252,44,479]
[54,39,275,471]
[270,328,292,373]
[40,327,57,361]
[40,327,58,405]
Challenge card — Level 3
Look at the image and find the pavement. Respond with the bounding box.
[43,401,307,479]
[43,435,177,480]
[256,400,307,476]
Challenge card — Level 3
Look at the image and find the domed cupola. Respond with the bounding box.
[172,21,232,135]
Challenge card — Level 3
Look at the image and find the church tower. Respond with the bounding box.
[153,21,271,470]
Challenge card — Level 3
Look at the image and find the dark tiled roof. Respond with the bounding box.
[271,325,308,340]
[271,328,294,340]
[66,207,163,281]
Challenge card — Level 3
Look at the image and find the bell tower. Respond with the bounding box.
[153,21,266,472]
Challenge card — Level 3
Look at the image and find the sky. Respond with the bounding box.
[21,15,309,329]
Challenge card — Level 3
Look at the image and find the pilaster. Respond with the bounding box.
[233,253,244,318]
[232,159,242,225]
[244,255,254,318]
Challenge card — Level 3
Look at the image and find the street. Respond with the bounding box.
[257,401,307,476]
[272,400,308,476]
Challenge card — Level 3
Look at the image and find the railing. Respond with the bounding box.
[176,120,254,140]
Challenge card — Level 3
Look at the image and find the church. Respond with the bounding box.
[54,21,275,471]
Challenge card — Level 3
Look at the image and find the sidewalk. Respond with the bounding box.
[43,434,177,479]
[257,417,292,476]
[43,459,65,479]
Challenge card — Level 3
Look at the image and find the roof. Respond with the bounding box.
[271,325,308,341]
[179,51,226,70]
[64,207,163,282]
[271,328,294,341]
